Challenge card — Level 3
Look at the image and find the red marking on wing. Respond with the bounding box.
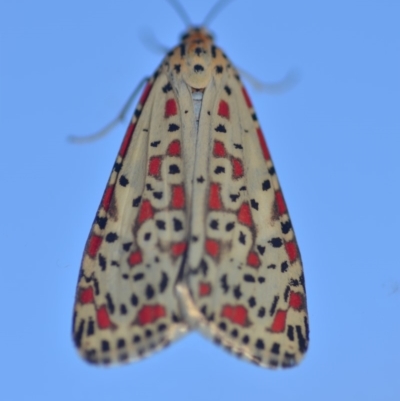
[148,156,162,177]
[80,287,94,304]
[167,140,181,156]
[97,305,112,329]
[199,282,212,297]
[275,191,287,215]
[165,98,178,117]
[218,100,230,119]
[102,185,115,211]
[237,203,253,226]
[128,250,142,267]
[205,238,220,258]
[256,128,271,160]
[242,87,252,108]
[221,305,248,327]
[209,183,222,210]
[232,157,244,178]
[119,122,136,157]
[138,200,154,224]
[285,241,298,263]
[171,185,185,209]
[87,235,103,258]
[270,310,287,333]
[289,291,304,310]
[247,252,261,268]
[137,304,166,325]
[171,242,187,257]
[213,140,227,157]
[139,82,152,105]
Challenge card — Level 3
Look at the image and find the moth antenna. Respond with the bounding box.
[166,0,192,27]
[202,0,235,27]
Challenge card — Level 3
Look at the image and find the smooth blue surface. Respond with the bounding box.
[1,1,399,400]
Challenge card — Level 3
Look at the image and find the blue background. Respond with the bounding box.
[1,1,399,400]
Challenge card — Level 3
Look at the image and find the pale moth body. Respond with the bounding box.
[73,27,309,369]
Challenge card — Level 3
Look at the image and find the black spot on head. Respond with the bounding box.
[132,196,141,207]
[194,47,203,56]
[168,123,180,132]
[215,124,226,133]
[194,64,204,73]
[174,64,181,73]
[211,45,217,58]
[169,164,180,174]
[216,65,223,73]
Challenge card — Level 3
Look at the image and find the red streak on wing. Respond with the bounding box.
[137,305,166,325]
[289,291,304,310]
[97,305,112,329]
[80,287,94,304]
[218,100,230,119]
[270,310,287,333]
[213,140,227,157]
[167,140,181,156]
[148,156,162,177]
[199,282,212,297]
[171,242,187,257]
[275,191,287,215]
[139,82,152,105]
[247,252,261,268]
[237,203,253,226]
[256,128,271,160]
[241,87,253,108]
[138,200,154,224]
[87,235,103,258]
[221,305,248,327]
[119,123,136,157]
[232,158,244,178]
[171,185,185,209]
[102,185,115,211]
[285,241,298,263]
[165,98,178,117]
[128,250,142,267]
[205,239,220,258]
[209,183,222,210]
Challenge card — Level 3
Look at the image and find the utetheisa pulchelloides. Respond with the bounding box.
[72,0,309,369]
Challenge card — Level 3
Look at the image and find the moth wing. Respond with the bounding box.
[72,73,190,365]
[182,68,309,368]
